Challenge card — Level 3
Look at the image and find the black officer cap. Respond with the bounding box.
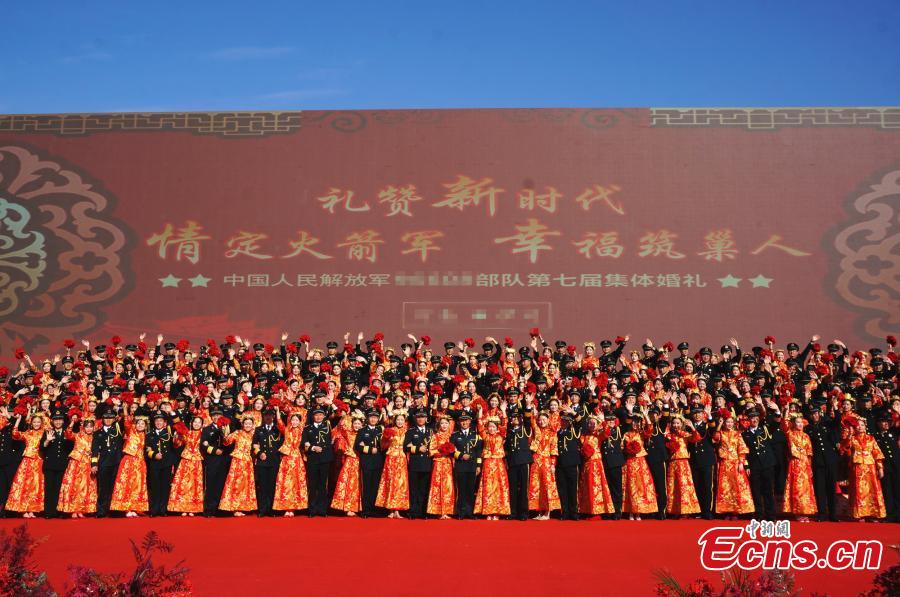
[325,341,338,349]
[163,342,176,350]
[699,347,712,356]
[311,407,326,416]
[61,355,74,364]
[443,342,455,350]
[459,391,472,399]
[677,342,689,350]
[458,413,472,421]
[482,343,493,351]
[221,391,235,400]
[642,343,653,351]
[51,411,66,420]
[600,340,612,348]
[414,410,428,418]
[554,340,567,349]
[366,409,380,418]
[786,342,799,351]
[720,345,732,353]
[94,344,107,352]
[507,387,520,396]
[308,360,321,367]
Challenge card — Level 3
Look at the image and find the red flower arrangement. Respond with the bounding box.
[299,334,311,343]
[63,339,76,349]
[174,422,189,436]
[438,442,456,457]
[216,416,231,428]
[764,335,776,345]
[624,439,642,456]
[421,335,431,346]
[614,335,626,344]
[580,443,595,459]
[529,327,540,337]
[464,338,475,348]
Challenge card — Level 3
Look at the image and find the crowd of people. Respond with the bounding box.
[0,330,896,523]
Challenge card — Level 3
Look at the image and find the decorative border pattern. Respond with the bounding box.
[2,108,898,138]
[651,107,900,130]
[827,164,900,344]
[0,112,303,138]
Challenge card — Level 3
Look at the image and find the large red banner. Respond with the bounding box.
[0,107,897,356]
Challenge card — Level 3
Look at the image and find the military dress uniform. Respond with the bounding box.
[601,424,625,519]
[805,413,840,521]
[200,416,230,516]
[302,416,333,517]
[644,418,669,519]
[556,421,582,521]
[0,415,24,515]
[40,419,72,518]
[742,422,777,521]
[450,420,482,519]
[404,421,433,519]
[873,421,899,523]
[145,419,177,517]
[354,420,384,518]
[689,420,717,520]
[91,419,124,517]
[252,420,283,517]
[504,418,533,521]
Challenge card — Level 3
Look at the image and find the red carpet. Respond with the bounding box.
[2,518,896,596]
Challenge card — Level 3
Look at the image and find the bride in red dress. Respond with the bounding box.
[376,413,409,518]
[110,415,149,517]
[168,416,204,516]
[331,412,363,516]
[273,412,309,516]
[578,415,615,517]
[4,412,45,517]
[841,417,886,521]
[663,415,700,517]
[474,415,510,520]
[622,414,657,520]
[427,414,456,518]
[528,410,560,519]
[783,415,817,521]
[219,416,258,516]
[58,416,97,518]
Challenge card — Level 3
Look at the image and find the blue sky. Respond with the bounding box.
[1,0,898,113]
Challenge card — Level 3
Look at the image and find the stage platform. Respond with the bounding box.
[2,517,896,595]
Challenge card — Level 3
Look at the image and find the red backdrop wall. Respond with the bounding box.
[0,107,897,357]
